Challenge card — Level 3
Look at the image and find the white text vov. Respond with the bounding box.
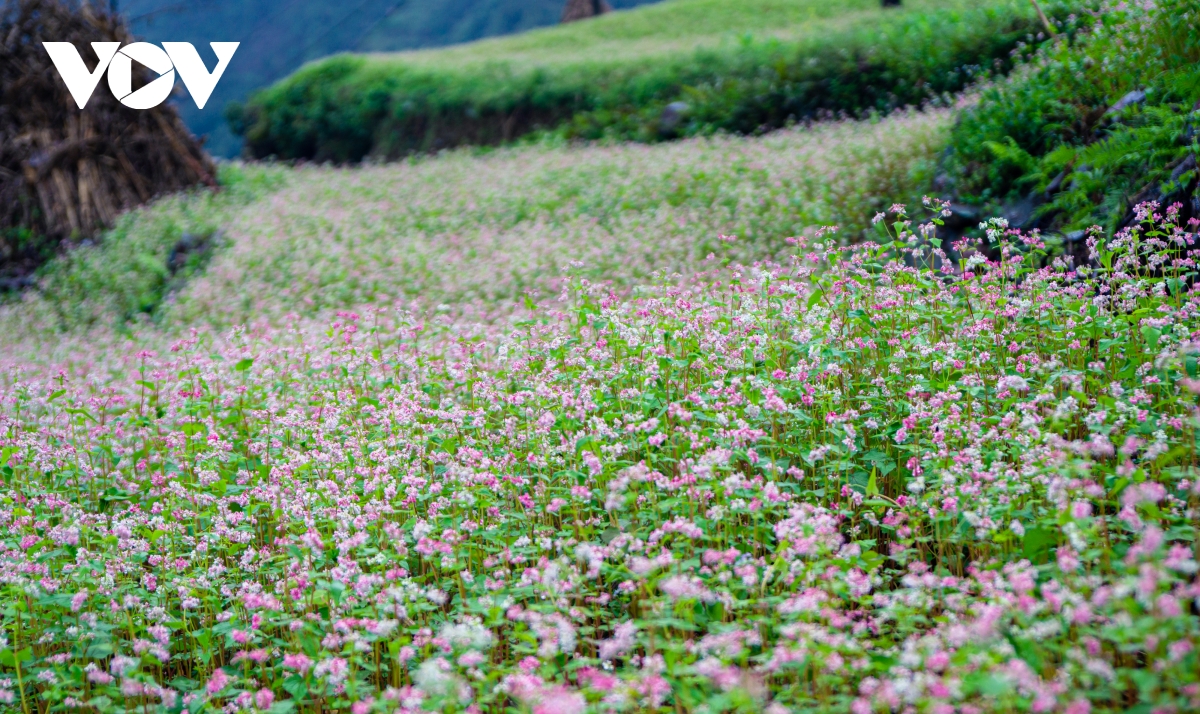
[43,42,239,110]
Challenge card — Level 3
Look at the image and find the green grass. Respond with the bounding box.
[382,0,978,68]
[230,0,1070,162]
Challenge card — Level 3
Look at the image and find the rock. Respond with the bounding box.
[1044,167,1071,196]
[0,274,34,292]
[1001,194,1037,229]
[1105,89,1146,116]
[168,230,221,275]
[941,203,981,230]
[1169,154,1197,183]
[660,102,690,133]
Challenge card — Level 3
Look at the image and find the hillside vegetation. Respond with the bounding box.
[1,110,948,353]
[947,0,1200,232]
[231,0,1077,162]
[122,0,659,157]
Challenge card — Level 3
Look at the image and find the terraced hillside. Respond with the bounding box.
[232,0,1071,161]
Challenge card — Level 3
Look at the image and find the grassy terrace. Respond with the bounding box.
[373,0,985,68]
[233,0,1063,161]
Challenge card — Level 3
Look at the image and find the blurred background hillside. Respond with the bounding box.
[122,0,660,156]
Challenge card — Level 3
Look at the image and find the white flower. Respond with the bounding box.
[439,618,493,650]
[414,658,456,697]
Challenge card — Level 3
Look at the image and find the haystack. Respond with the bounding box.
[0,0,215,282]
[561,0,612,23]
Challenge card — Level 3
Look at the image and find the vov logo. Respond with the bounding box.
[43,42,239,110]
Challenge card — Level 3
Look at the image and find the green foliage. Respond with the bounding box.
[17,162,290,332]
[949,0,1200,231]
[233,0,1068,163]
[124,0,659,157]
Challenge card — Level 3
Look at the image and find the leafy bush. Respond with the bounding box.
[232,0,1072,163]
[1,203,1199,712]
[948,0,1200,231]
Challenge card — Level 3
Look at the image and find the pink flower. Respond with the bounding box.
[1057,546,1080,573]
[205,668,229,696]
[533,687,586,714]
[845,569,871,597]
[255,689,274,710]
[458,651,486,667]
[282,653,312,675]
[925,650,950,671]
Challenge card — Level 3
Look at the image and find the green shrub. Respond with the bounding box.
[233,0,1073,163]
[15,162,290,332]
[948,0,1200,231]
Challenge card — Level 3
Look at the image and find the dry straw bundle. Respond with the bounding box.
[0,0,215,282]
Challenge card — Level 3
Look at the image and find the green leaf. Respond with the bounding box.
[234,358,254,372]
[282,676,308,700]
[865,467,880,496]
[1141,326,1161,351]
[0,647,32,667]
[972,674,1012,697]
[1022,527,1056,564]
[85,642,115,659]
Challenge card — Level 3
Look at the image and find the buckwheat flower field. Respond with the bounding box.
[2,193,1199,713]
[0,109,948,359]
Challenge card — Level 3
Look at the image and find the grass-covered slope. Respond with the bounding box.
[123,0,661,157]
[2,110,948,351]
[231,0,1076,162]
[947,0,1200,232]
[1,203,1198,713]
